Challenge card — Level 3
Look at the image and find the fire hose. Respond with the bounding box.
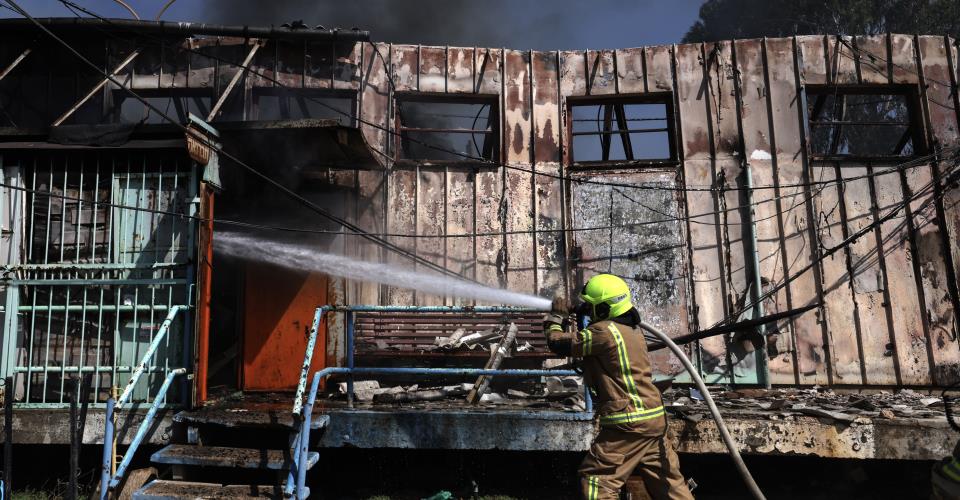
[639,320,766,500]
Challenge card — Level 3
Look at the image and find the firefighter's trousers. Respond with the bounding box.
[579,426,693,500]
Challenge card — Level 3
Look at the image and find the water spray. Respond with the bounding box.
[215,232,551,309]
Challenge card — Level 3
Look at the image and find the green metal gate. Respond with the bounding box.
[0,147,198,407]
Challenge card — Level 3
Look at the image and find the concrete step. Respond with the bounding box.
[175,408,331,431]
[133,479,308,499]
[151,444,319,471]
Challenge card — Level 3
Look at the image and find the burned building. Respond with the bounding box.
[1,16,960,498]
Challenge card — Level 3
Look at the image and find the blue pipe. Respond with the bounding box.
[326,305,544,313]
[283,431,301,498]
[99,398,114,500]
[116,306,186,409]
[295,371,322,499]
[109,369,186,490]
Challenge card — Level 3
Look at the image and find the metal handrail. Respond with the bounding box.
[98,304,191,499]
[116,305,189,410]
[285,305,590,500]
[100,368,188,499]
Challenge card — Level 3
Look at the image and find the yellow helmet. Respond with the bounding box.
[579,274,633,320]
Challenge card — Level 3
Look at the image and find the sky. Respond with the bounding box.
[0,0,705,50]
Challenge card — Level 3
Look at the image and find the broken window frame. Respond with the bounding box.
[804,85,927,161]
[250,87,357,125]
[393,92,500,165]
[566,94,678,168]
[111,87,215,125]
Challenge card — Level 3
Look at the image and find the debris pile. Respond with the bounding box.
[662,386,957,423]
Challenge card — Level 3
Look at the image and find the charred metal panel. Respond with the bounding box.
[559,50,587,97]
[474,48,501,94]
[890,34,920,84]
[870,164,930,385]
[856,35,889,84]
[504,49,535,294]
[827,36,859,84]
[391,45,419,92]
[762,37,821,385]
[531,51,564,298]
[418,46,446,93]
[615,48,646,94]
[837,165,882,386]
[675,42,729,380]
[808,164,851,386]
[417,166,446,305]
[446,168,475,304]
[917,36,960,384]
[797,35,827,85]
[645,45,674,93]
[386,166,417,305]
[360,42,391,162]
[334,41,361,90]
[586,50,616,95]
[570,172,690,376]
[735,39,792,384]
[446,47,474,94]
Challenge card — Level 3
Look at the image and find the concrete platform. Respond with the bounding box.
[5,405,953,461]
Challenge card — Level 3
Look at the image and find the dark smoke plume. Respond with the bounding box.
[201,0,624,49]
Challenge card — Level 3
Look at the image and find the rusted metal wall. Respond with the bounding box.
[2,32,960,388]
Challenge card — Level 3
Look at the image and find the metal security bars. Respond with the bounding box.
[0,148,197,407]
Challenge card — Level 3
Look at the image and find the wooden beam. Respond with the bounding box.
[206,40,263,122]
[0,47,31,83]
[52,49,140,127]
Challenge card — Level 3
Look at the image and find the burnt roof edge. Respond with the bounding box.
[0,17,370,42]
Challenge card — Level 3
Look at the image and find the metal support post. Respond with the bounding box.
[3,377,12,500]
[99,398,115,500]
[346,311,355,408]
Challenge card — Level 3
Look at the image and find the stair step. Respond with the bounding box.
[133,479,308,499]
[175,408,331,431]
[151,445,319,471]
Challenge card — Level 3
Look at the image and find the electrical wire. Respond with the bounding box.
[709,159,960,333]
[1,0,480,285]
[9,3,953,238]
[38,2,951,196]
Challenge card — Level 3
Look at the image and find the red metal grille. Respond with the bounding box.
[353,311,550,359]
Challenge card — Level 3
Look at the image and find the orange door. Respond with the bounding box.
[242,262,328,391]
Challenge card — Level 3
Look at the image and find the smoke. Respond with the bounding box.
[216,232,551,309]
[198,0,644,50]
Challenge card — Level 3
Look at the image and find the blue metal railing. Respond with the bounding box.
[98,305,191,499]
[285,305,590,499]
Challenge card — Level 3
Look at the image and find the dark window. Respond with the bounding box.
[569,97,675,164]
[395,95,499,162]
[252,88,355,124]
[113,88,214,125]
[806,86,924,158]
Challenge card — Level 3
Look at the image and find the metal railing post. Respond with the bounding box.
[100,398,115,500]
[345,311,355,408]
[292,307,326,417]
[295,372,322,499]
[108,369,185,490]
[115,306,185,410]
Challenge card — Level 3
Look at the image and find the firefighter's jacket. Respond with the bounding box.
[545,316,666,435]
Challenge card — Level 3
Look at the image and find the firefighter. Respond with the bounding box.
[544,273,693,500]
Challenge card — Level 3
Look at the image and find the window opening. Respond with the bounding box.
[395,95,499,162]
[570,98,674,164]
[806,87,923,158]
[113,88,214,125]
[252,88,356,124]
